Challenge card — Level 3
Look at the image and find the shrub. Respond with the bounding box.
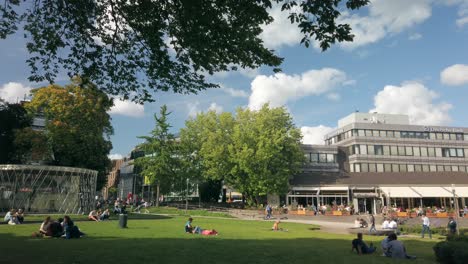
[434,239,468,264]
[399,225,468,236]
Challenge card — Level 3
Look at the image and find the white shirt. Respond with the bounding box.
[382,220,390,229]
[422,216,430,226]
[389,220,398,229]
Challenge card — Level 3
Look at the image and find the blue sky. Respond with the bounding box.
[1,0,468,159]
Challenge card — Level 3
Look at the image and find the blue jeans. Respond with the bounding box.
[369,224,376,232]
[421,225,432,238]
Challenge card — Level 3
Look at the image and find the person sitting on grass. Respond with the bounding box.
[272,220,288,231]
[359,218,368,228]
[185,217,194,233]
[389,218,398,229]
[63,215,85,239]
[351,233,376,255]
[46,219,64,238]
[16,209,24,224]
[88,210,99,222]
[39,216,51,235]
[354,218,361,228]
[382,218,390,229]
[381,235,391,257]
[100,209,110,221]
[386,233,416,259]
[3,209,15,224]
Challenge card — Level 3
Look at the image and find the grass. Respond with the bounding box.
[0,216,440,264]
[142,206,233,218]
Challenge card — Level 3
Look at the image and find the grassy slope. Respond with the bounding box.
[0,216,439,264]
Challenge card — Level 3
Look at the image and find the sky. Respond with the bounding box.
[1,0,468,160]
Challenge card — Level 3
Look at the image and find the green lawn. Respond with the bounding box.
[0,216,440,264]
[142,206,233,218]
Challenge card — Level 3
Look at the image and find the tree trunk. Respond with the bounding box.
[155,183,160,207]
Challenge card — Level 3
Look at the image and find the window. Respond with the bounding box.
[360,145,367,155]
[394,131,401,138]
[428,148,435,157]
[420,147,428,157]
[442,148,450,157]
[400,164,407,172]
[415,165,422,172]
[372,130,379,137]
[391,146,398,156]
[423,132,430,139]
[354,145,360,155]
[444,165,452,172]
[304,153,311,162]
[465,149,468,158]
[365,130,372,137]
[436,133,443,140]
[398,146,405,156]
[413,147,420,157]
[401,131,408,138]
[327,154,335,163]
[319,154,327,163]
[387,131,394,138]
[422,165,430,172]
[456,134,464,141]
[465,134,468,141]
[407,164,415,172]
[377,163,384,172]
[350,164,354,172]
[408,132,415,138]
[437,165,444,172]
[311,153,318,163]
[430,133,436,140]
[384,164,392,172]
[435,148,442,157]
[380,130,386,137]
[443,133,450,140]
[369,163,376,172]
[355,163,361,172]
[392,164,399,172]
[405,146,413,156]
[374,145,383,155]
[367,145,375,155]
[361,163,369,172]
[430,165,437,172]
[358,130,365,137]
[452,166,459,172]
[457,149,464,157]
[415,132,422,138]
[459,166,466,172]
[449,148,457,157]
[450,133,456,140]
[383,145,390,156]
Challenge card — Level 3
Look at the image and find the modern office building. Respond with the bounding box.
[289,112,468,214]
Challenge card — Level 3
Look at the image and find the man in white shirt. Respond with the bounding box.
[389,219,398,229]
[382,218,390,229]
[421,214,432,239]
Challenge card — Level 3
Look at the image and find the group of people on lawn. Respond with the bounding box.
[37,215,84,239]
[88,209,110,222]
[3,208,25,225]
[352,232,416,259]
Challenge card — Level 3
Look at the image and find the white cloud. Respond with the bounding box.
[339,0,432,49]
[441,64,468,86]
[456,16,468,27]
[213,66,260,79]
[208,102,223,113]
[0,82,32,103]
[409,33,423,40]
[187,101,223,117]
[108,153,124,160]
[109,99,145,117]
[370,81,452,125]
[441,0,468,27]
[301,125,335,145]
[222,86,249,98]
[248,68,351,110]
[326,93,341,101]
[260,5,303,49]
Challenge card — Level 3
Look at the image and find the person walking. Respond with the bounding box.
[447,217,457,235]
[265,204,272,219]
[421,214,432,239]
[369,214,377,233]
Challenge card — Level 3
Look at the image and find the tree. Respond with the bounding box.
[228,105,304,204]
[26,78,113,190]
[0,100,32,163]
[13,127,50,163]
[135,105,181,206]
[179,105,304,205]
[0,0,369,102]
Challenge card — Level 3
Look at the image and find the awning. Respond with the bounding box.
[380,187,420,198]
[410,187,452,198]
[448,187,468,197]
[319,186,349,191]
[291,187,319,191]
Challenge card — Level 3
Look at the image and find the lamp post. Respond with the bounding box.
[452,184,460,235]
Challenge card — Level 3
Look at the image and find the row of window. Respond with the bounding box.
[350,163,468,173]
[304,153,337,163]
[326,129,467,145]
[350,144,467,158]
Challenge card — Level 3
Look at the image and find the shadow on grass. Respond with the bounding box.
[0,232,438,264]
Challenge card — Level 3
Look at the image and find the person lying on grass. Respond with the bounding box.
[185,218,218,235]
[62,215,85,239]
[88,210,99,221]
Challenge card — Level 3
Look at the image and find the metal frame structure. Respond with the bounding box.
[0,164,97,214]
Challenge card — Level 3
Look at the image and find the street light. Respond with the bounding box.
[451,184,460,235]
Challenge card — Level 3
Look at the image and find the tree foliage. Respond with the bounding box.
[0,0,369,102]
[0,101,32,163]
[26,78,113,190]
[180,105,304,205]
